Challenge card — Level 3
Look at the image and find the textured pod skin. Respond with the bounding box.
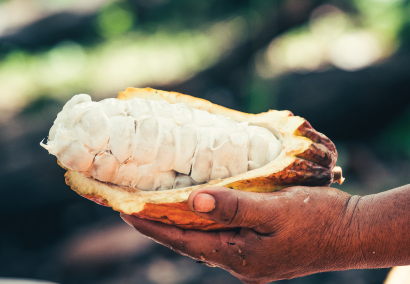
[64,87,343,231]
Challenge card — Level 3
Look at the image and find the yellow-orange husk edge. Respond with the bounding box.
[64,87,344,231]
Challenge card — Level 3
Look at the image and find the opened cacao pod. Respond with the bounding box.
[41,87,344,231]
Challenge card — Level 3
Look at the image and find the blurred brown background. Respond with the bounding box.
[0,0,410,283]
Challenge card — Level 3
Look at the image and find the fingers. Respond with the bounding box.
[188,187,287,231]
[120,213,245,268]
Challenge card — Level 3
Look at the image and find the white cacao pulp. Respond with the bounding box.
[41,94,283,191]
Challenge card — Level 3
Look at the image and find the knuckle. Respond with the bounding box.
[218,194,239,225]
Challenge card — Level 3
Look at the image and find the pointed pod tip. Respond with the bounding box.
[332,166,345,185]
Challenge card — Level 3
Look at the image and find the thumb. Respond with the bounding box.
[187,187,283,229]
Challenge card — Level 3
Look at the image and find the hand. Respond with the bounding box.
[121,186,360,283]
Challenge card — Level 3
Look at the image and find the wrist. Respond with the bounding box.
[320,194,366,272]
[299,192,364,274]
[344,186,410,269]
[338,195,367,269]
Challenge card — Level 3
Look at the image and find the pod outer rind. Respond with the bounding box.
[132,201,227,231]
[62,87,343,231]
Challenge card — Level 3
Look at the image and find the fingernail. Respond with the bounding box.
[194,193,215,213]
[120,213,133,227]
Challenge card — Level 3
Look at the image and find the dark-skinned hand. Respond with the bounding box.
[121,185,410,284]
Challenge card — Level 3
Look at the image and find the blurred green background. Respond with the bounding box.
[0,0,410,283]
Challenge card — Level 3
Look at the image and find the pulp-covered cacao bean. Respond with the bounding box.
[41,94,283,191]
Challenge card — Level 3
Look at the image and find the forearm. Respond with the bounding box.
[348,184,410,268]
